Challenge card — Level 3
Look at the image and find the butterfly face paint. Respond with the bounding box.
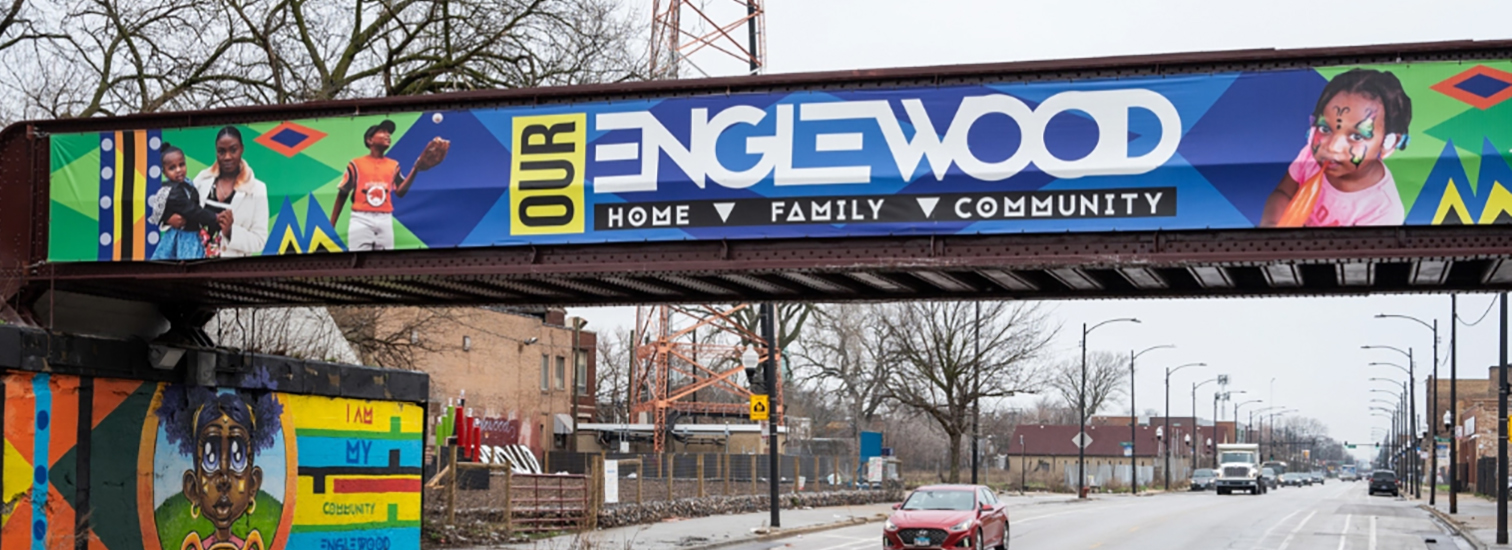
[1310,92,1391,182]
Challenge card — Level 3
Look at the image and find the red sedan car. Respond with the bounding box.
[883,484,1009,550]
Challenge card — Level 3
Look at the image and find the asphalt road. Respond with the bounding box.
[723,481,1468,550]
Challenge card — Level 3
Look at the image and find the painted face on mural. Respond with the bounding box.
[184,412,264,533]
[1309,91,1390,182]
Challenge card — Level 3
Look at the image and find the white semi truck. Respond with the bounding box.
[1213,443,1266,495]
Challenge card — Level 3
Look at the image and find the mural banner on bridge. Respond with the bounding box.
[1,370,423,550]
[46,59,1512,261]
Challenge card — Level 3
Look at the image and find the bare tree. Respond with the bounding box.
[594,325,632,422]
[879,301,1056,483]
[792,303,891,440]
[8,0,645,120]
[1025,395,1076,425]
[729,302,812,353]
[208,307,358,363]
[327,306,465,370]
[1045,351,1126,420]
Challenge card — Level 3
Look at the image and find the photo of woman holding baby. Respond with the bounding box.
[164,126,269,258]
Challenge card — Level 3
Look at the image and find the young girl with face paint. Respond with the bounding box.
[1260,69,1413,227]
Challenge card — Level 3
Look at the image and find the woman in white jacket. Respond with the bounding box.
[190,126,268,258]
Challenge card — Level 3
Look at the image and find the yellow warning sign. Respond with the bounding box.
[750,395,770,421]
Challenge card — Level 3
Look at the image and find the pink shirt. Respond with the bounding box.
[1287,147,1405,227]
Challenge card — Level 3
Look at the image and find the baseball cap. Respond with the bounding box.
[364,120,397,146]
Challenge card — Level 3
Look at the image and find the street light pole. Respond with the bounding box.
[1451,295,1459,514]
[1192,378,1217,474]
[1365,344,1418,499]
[761,303,780,528]
[1079,318,1139,499]
[1235,400,1263,444]
[1127,345,1173,494]
[1499,292,1507,545]
[973,302,980,485]
[1163,362,1205,491]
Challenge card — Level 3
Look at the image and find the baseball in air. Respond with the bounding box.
[432,113,444,124]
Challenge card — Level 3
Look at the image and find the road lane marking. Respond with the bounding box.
[1336,514,1351,550]
[1276,510,1318,550]
[1369,515,1377,550]
[1251,509,1304,550]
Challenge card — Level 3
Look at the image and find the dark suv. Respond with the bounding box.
[1368,470,1400,497]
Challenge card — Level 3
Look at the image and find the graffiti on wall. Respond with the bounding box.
[1,370,423,550]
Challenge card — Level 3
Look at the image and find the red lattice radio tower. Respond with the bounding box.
[650,0,765,79]
[630,304,781,453]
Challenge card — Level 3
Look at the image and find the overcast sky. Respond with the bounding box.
[575,0,1512,463]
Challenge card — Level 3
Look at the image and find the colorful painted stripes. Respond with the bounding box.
[96,130,162,261]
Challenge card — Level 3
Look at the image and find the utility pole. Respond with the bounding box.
[1451,295,1459,514]
[1498,292,1507,544]
[1430,319,1439,506]
[973,302,980,485]
[762,303,780,528]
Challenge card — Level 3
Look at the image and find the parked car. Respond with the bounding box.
[1260,467,1280,490]
[1280,473,1306,487]
[1191,469,1217,491]
[1368,470,1400,497]
[884,485,1008,550]
[1311,471,1326,485]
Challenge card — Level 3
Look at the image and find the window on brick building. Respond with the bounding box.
[575,351,588,395]
[540,354,549,391]
[555,356,566,390]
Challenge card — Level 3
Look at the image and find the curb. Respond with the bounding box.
[683,497,1086,549]
[1420,504,1487,550]
[685,513,888,550]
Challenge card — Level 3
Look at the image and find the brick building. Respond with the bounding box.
[1003,421,1234,489]
[395,306,596,460]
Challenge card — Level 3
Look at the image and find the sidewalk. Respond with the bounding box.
[467,492,1082,550]
[1425,494,1502,549]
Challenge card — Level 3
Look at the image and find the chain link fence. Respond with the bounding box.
[543,451,860,502]
[424,449,872,542]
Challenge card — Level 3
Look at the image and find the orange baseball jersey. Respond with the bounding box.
[343,156,403,213]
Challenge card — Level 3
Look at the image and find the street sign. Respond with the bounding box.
[1072,432,1093,449]
[1121,442,1132,457]
[1435,436,1450,443]
[750,395,770,421]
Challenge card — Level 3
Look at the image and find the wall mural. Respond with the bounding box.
[1,370,422,550]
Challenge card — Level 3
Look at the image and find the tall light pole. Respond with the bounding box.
[1235,400,1263,443]
[1377,313,1440,505]
[973,302,981,484]
[1372,376,1408,481]
[1193,377,1218,473]
[1079,318,1140,499]
[1252,405,1285,451]
[1451,295,1460,514]
[1365,345,1417,499]
[1128,344,1173,494]
[1370,357,1418,498]
[1260,409,1295,462]
[1499,292,1507,545]
[1218,390,1246,447]
[1163,362,1206,490]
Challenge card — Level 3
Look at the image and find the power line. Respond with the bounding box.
[1457,295,1498,327]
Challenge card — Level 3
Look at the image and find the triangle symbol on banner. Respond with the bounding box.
[714,202,736,223]
[917,197,940,218]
